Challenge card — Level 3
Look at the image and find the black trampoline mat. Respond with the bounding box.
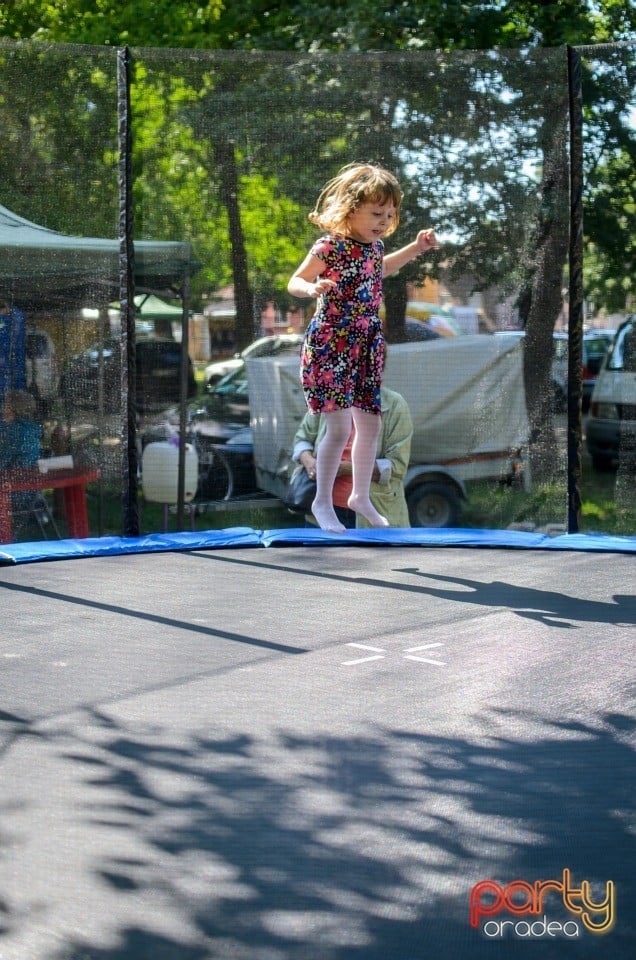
[0,546,634,959]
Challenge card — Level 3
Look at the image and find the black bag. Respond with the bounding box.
[284,464,316,512]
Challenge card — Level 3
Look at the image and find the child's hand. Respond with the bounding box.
[415,229,438,252]
[311,277,338,297]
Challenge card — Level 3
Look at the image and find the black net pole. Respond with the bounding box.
[176,275,191,531]
[117,46,140,537]
[567,45,584,534]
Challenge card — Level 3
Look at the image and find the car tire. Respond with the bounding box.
[198,446,234,501]
[590,452,615,472]
[407,482,461,528]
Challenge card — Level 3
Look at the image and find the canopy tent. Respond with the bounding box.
[0,204,200,539]
[103,294,189,339]
[131,294,186,319]
[0,204,198,309]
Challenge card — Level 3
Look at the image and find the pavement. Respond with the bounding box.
[0,545,634,959]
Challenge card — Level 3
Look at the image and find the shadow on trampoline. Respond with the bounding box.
[193,551,635,630]
[0,578,307,655]
[0,707,38,763]
[393,569,636,629]
[3,707,631,960]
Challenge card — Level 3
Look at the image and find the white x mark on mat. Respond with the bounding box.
[341,643,387,666]
[402,643,446,665]
[341,642,446,666]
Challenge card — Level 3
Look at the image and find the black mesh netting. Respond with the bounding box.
[1,41,634,545]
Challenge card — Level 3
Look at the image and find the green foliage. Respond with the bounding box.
[210,0,636,52]
[239,172,313,297]
[581,46,636,312]
[0,2,634,313]
[462,460,636,535]
[584,149,636,311]
[0,1,225,47]
[0,43,119,234]
[127,65,229,295]
[3,2,633,52]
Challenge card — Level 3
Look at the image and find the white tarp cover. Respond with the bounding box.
[247,335,529,494]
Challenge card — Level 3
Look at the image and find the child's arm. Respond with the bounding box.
[383,229,438,278]
[288,253,337,299]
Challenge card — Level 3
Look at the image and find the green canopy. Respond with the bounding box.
[0,204,198,309]
[113,294,186,319]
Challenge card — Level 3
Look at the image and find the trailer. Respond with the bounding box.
[246,335,530,527]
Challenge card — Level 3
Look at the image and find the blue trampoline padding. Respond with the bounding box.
[260,526,636,553]
[0,527,262,564]
[544,532,636,552]
[260,526,548,548]
[1,526,634,565]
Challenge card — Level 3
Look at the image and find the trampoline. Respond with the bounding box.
[1,35,635,959]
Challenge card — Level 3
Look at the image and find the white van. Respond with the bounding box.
[586,315,636,470]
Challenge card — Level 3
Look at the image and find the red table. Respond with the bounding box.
[0,466,100,543]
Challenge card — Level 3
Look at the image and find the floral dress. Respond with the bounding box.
[300,233,385,415]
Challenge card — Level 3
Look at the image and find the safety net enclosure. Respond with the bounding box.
[577,42,636,523]
[133,46,571,536]
[0,40,634,549]
[0,40,122,544]
[0,40,198,544]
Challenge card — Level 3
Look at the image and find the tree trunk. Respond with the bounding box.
[383,273,409,343]
[366,62,409,343]
[214,138,254,352]
[519,113,570,478]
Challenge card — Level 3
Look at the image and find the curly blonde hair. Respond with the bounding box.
[309,162,403,236]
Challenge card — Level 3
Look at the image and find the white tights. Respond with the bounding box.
[311,407,389,533]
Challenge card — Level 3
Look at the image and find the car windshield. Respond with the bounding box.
[241,337,275,359]
[209,366,249,398]
[584,335,612,357]
[241,335,301,360]
[607,321,635,372]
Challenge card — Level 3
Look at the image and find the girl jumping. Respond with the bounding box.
[288,161,438,533]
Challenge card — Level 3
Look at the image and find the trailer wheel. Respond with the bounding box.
[590,452,615,472]
[407,482,461,528]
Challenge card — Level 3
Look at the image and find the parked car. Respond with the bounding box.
[60,337,197,414]
[193,365,251,437]
[550,330,616,411]
[142,364,256,499]
[497,328,616,412]
[203,333,303,386]
[544,329,617,412]
[403,317,442,342]
[494,330,571,411]
[586,316,636,470]
[25,328,58,415]
[581,329,616,411]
